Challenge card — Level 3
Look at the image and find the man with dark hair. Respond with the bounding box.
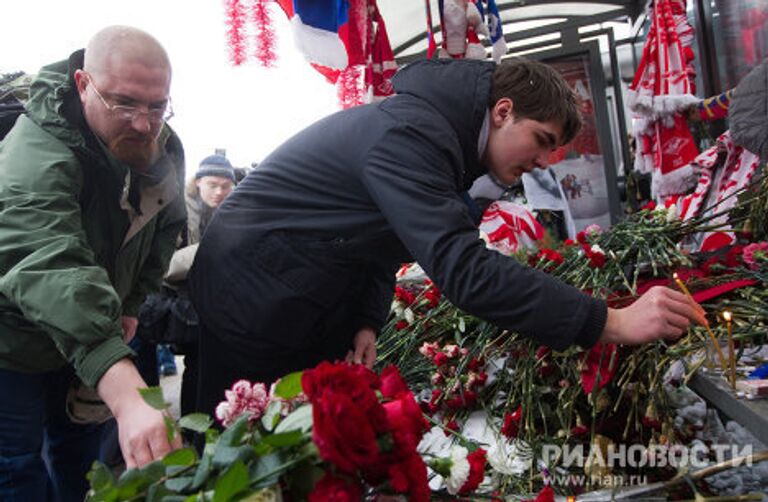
[190,57,706,417]
[0,26,183,500]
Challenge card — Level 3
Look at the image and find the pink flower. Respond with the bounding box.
[584,224,602,236]
[743,242,768,270]
[444,344,460,358]
[215,379,270,427]
[419,342,440,358]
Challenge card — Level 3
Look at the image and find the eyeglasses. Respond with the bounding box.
[86,75,174,124]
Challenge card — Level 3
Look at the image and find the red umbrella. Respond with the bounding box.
[628,0,700,199]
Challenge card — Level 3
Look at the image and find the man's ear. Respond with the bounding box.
[491,97,514,126]
[73,69,88,100]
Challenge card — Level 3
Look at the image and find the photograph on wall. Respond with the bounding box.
[544,54,612,232]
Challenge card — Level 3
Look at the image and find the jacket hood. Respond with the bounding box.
[25,50,90,152]
[731,58,768,160]
[392,59,495,188]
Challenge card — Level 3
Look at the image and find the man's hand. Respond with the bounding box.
[345,327,377,369]
[600,286,707,345]
[121,316,139,344]
[97,358,181,468]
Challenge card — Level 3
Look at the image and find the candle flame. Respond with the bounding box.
[723,311,732,322]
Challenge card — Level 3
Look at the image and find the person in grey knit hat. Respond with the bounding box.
[186,154,236,244]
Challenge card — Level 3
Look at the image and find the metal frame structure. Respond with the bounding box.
[528,40,623,224]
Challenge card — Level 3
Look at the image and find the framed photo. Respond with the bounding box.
[529,41,622,232]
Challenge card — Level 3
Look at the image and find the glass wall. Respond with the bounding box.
[711,0,768,90]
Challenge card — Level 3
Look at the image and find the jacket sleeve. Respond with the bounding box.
[350,261,398,334]
[0,128,133,387]
[359,126,606,350]
[122,199,186,316]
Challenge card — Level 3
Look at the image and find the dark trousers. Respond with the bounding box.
[0,366,106,502]
[192,236,360,418]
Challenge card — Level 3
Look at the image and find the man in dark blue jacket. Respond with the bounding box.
[189,58,705,417]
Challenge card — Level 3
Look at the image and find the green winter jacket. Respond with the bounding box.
[0,51,186,387]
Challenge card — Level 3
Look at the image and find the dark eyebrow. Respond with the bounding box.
[539,131,557,148]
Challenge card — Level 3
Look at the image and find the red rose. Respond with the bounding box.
[576,230,588,244]
[395,320,410,330]
[302,362,386,429]
[501,405,522,439]
[311,389,382,473]
[309,473,363,502]
[380,364,409,399]
[458,448,487,495]
[383,391,429,452]
[302,361,380,402]
[387,453,430,502]
[564,238,576,246]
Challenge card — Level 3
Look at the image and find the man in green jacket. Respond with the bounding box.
[0,26,185,500]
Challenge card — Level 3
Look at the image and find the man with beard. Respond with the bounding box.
[0,26,184,500]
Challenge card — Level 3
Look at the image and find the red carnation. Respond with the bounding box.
[538,248,565,266]
[580,343,618,394]
[395,320,410,331]
[395,286,416,305]
[641,200,657,211]
[500,405,522,439]
[458,448,487,495]
[433,351,449,367]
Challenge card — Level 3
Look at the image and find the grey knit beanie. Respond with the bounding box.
[196,154,236,181]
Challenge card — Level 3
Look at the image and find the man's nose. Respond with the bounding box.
[130,112,152,133]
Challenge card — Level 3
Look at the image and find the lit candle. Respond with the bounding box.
[672,273,728,372]
[724,311,736,389]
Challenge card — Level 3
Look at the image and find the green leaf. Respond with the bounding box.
[180,413,214,433]
[164,476,195,492]
[274,404,312,434]
[212,445,256,469]
[116,467,148,498]
[260,430,305,448]
[142,460,166,484]
[191,452,212,491]
[163,447,198,467]
[146,483,175,502]
[87,461,115,492]
[260,401,281,432]
[248,452,282,489]
[218,414,250,446]
[139,387,170,410]
[213,460,250,502]
[273,371,303,399]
